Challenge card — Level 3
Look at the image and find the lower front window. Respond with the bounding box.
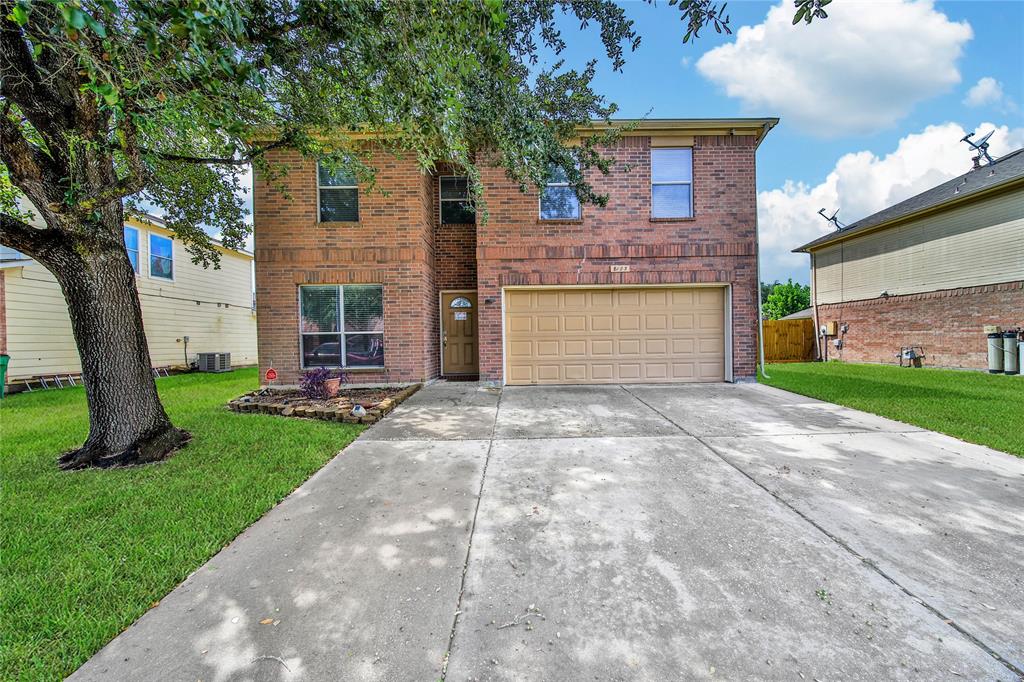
[299,284,384,368]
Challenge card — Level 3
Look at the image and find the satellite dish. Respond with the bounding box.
[817,207,845,231]
[961,131,996,166]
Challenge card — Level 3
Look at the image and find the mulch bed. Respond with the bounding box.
[228,384,421,425]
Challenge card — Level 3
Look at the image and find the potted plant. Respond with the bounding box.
[300,368,345,399]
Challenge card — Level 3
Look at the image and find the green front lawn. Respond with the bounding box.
[759,362,1023,457]
[0,368,362,681]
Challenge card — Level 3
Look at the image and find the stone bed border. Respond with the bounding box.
[227,383,422,425]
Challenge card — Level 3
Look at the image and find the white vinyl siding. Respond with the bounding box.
[2,221,257,379]
[813,189,1024,304]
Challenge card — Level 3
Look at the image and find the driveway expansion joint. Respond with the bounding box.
[620,384,1024,680]
[440,388,502,680]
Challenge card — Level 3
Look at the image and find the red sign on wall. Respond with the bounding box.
[265,368,278,382]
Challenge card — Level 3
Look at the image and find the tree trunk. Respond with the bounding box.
[49,223,189,470]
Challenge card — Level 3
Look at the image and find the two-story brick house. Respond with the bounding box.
[253,118,776,386]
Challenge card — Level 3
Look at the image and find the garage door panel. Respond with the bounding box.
[617,291,641,306]
[671,289,694,306]
[645,338,668,355]
[508,340,533,357]
[618,339,641,355]
[644,363,668,379]
[564,315,587,332]
[672,362,696,379]
[505,287,725,385]
[564,340,587,356]
[619,363,641,379]
[645,314,668,330]
[618,315,640,331]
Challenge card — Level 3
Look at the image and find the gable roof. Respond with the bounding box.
[794,147,1024,253]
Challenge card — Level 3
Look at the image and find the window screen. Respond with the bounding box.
[300,285,384,368]
[651,148,693,218]
[540,165,581,220]
[440,176,476,224]
[318,162,359,222]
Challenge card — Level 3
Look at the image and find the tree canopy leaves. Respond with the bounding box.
[762,279,811,319]
[2,0,643,266]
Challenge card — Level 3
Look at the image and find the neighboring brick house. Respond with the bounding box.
[253,118,777,386]
[794,148,1024,369]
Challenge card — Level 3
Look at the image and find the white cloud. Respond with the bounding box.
[697,0,972,135]
[758,122,1024,283]
[963,77,1007,108]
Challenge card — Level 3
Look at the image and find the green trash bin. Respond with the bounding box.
[0,354,9,399]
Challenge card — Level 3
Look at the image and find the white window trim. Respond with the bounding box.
[539,167,581,220]
[298,284,385,370]
[124,225,141,275]
[316,162,359,223]
[650,147,694,219]
[439,175,475,225]
[148,232,174,282]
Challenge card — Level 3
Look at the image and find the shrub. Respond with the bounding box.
[299,368,335,400]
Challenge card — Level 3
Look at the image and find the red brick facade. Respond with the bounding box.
[254,130,763,385]
[815,280,1024,369]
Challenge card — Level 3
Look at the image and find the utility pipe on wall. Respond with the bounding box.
[755,204,769,380]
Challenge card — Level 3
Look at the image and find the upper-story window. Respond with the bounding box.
[124,226,140,274]
[149,233,174,280]
[651,148,693,218]
[317,162,359,222]
[540,165,581,220]
[439,176,476,224]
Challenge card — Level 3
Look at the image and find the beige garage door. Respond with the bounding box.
[504,287,726,385]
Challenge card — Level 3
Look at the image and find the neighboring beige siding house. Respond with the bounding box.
[794,148,1024,369]
[0,213,257,384]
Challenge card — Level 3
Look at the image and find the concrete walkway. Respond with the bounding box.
[71,382,1024,681]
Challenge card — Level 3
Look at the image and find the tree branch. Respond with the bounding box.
[0,210,62,256]
[136,138,293,166]
[0,7,76,135]
[0,104,55,204]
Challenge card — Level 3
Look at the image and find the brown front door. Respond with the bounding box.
[441,292,479,375]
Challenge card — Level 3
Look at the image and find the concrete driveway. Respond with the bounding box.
[71,382,1024,681]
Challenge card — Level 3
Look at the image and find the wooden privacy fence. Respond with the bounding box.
[763,318,816,363]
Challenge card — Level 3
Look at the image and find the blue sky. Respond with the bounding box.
[549,0,1024,284]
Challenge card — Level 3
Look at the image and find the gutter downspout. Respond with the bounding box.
[810,251,822,361]
[755,194,769,381]
[754,118,778,381]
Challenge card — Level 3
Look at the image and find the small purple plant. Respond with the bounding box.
[300,368,335,400]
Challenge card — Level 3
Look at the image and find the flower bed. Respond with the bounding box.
[228,384,421,425]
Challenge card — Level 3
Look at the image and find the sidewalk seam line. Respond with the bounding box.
[440,388,502,680]
[620,385,1024,679]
